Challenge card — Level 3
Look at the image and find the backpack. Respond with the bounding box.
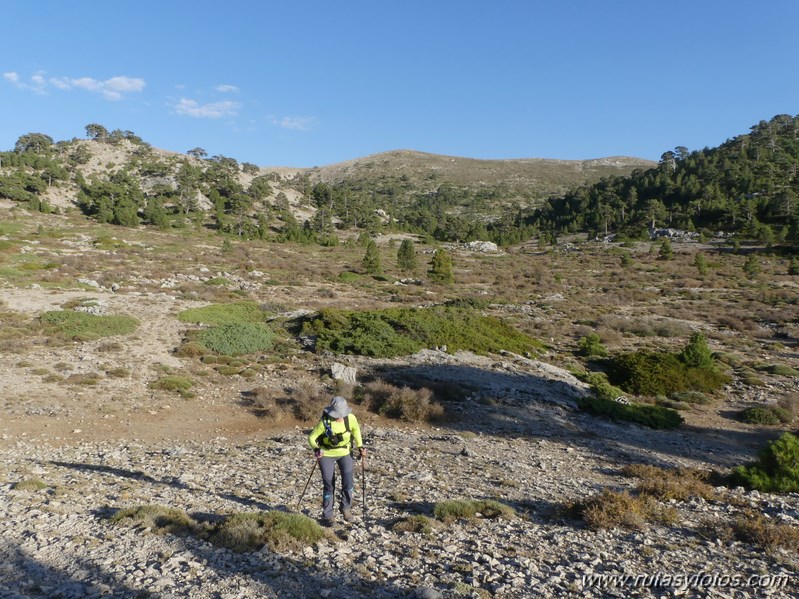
[317,414,351,449]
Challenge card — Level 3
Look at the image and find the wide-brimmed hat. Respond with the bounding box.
[325,396,352,419]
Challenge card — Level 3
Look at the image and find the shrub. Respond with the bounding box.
[363,382,444,422]
[149,375,194,397]
[303,306,544,358]
[205,277,231,286]
[174,341,209,358]
[210,511,326,553]
[199,323,274,356]
[608,350,728,396]
[40,310,138,341]
[577,395,683,429]
[668,391,712,405]
[574,489,678,530]
[393,515,436,536]
[110,505,200,537]
[730,433,799,493]
[577,333,608,357]
[739,406,792,425]
[177,301,269,325]
[12,478,49,492]
[433,499,515,523]
[762,364,799,377]
[337,271,361,283]
[732,510,799,553]
[621,464,717,501]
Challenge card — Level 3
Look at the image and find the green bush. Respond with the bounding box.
[205,277,231,286]
[110,507,325,553]
[110,505,200,536]
[200,323,275,356]
[210,511,326,553]
[730,433,799,493]
[739,406,792,425]
[337,271,361,283]
[303,306,544,358]
[577,333,608,357]
[608,350,728,396]
[577,395,683,429]
[149,375,194,397]
[40,310,138,341]
[178,301,269,325]
[762,364,799,377]
[433,499,515,523]
[12,478,49,492]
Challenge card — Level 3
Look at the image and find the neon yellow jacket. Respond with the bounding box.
[307,414,363,458]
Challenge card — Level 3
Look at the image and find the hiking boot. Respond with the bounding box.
[341,510,353,523]
[321,516,336,527]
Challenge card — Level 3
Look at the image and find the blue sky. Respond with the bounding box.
[2,1,797,167]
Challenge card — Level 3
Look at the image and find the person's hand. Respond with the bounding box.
[314,449,323,459]
[358,447,367,459]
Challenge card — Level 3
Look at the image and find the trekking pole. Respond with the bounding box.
[295,457,317,511]
[361,450,368,524]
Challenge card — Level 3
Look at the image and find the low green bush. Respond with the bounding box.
[577,396,683,429]
[669,391,712,405]
[303,306,544,358]
[149,375,194,397]
[12,478,49,492]
[110,505,200,536]
[110,506,325,553]
[200,323,275,356]
[178,301,270,325]
[433,499,515,523]
[40,310,138,341]
[608,350,729,396]
[762,364,799,377]
[210,511,326,553]
[577,333,608,357]
[205,277,231,286]
[337,271,361,283]
[739,406,792,425]
[730,433,799,493]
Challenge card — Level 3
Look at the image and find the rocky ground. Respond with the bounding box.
[2,353,798,599]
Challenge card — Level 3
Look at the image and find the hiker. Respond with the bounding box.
[307,396,366,525]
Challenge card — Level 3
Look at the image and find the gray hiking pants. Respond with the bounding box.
[318,454,354,520]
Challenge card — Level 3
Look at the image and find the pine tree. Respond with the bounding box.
[743,254,760,278]
[362,240,381,274]
[428,249,454,284]
[397,239,418,272]
[694,252,708,275]
[681,332,713,368]
[658,238,673,260]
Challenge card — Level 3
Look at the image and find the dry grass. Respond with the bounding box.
[574,489,679,530]
[621,464,719,501]
[700,512,799,555]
